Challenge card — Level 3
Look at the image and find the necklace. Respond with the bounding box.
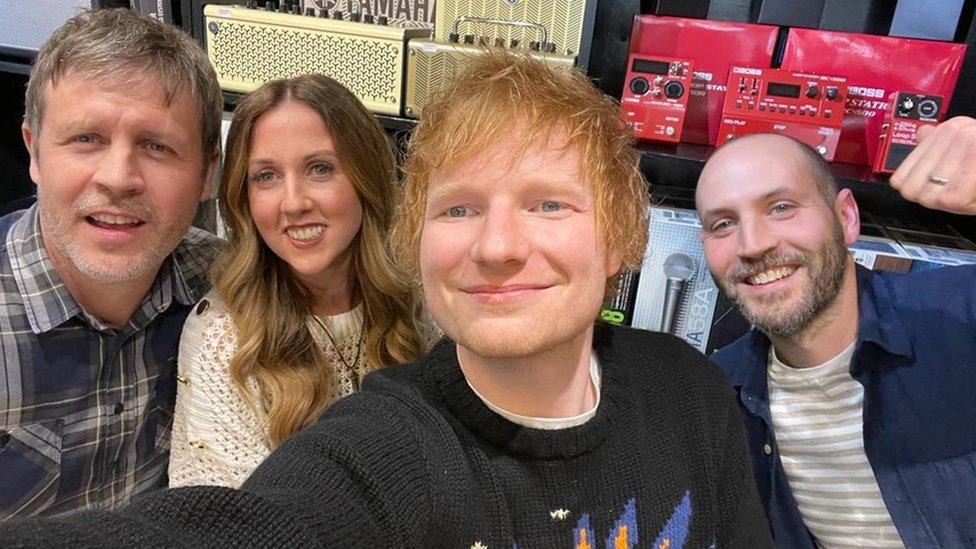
[311,310,367,391]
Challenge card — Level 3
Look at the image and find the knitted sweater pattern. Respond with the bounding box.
[168,289,369,488]
[3,324,772,548]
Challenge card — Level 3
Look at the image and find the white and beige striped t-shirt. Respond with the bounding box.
[768,343,904,548]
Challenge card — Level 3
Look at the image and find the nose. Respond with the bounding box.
[470,206,530,267]
[737,215,779,260]
[281,176,312,216]
[92,144,144,196]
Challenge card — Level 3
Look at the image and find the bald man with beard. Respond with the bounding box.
[696,130,976,548]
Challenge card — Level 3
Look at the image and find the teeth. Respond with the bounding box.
[286,225,324,241]
[90,213,140,225]
[747,266,795,285]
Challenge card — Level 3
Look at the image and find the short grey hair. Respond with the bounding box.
[24,8,223,160]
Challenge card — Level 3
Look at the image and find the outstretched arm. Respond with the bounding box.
[1,391,431,547]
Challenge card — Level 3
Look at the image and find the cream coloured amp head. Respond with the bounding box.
[204,4,431,116]
[435,0,597,68]
[404,38,575,119]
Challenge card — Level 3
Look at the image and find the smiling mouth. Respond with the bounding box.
[86,213,144,229]
[461,285,554,303]
[286,225,325,241]
[463,284,552,294]
[744,265,797,286]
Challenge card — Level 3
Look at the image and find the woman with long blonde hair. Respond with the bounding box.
[168,74,434,487]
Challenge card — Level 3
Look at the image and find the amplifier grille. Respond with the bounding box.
[405,41,575,118]
[208,19,400,109]
[407,48,465,116]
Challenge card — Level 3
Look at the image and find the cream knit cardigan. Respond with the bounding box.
[168,289,370,488]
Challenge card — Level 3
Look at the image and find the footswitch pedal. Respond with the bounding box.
[873,92,944,174]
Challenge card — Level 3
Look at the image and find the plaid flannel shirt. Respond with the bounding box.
[0,204,220,519]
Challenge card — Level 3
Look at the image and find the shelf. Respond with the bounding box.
[0,50,34,76]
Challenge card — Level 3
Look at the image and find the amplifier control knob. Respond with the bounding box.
[897,96,915,115]
[664,80,685,99]
[363,14,374,23]
[816,145,828,156]
[806,85,819,99]
[332,10,343,19]
[825,87,840,100]
[630,77,650,96]
[665,126,676,137]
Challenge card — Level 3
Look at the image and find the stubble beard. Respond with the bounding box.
[718,225,848,340]
[38,190,177,285]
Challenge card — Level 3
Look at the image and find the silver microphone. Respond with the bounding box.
[661,253,696,334]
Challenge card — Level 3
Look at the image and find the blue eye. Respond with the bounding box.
[711,219,735,232]
[447,206,467,218]
[539,201,562,213]
[248,171,275,184]
[147,142,168,154]
[310,163,334,177]
[771,203,792,215]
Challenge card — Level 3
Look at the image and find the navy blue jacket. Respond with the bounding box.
[712,264,976,548]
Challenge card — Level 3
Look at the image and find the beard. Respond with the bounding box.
[38,189,176,284]
[715,222,848,339]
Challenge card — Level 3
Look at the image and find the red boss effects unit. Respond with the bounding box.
[781,29,965,167]
[628,16,778,146]
[620,54,693,143]
[873,92,944,174]
[717,67,848,160]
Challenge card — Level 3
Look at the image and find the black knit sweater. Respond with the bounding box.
[3,324,772,548]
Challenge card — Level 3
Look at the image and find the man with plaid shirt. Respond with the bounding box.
[0,9,223,518]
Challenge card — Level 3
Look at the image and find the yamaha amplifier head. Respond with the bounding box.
[203,4,431,116]
[873,92,944,174]
[717,66,848,160]
[620,53,693,144]
[404,38,575,119]
[435,0,597,69]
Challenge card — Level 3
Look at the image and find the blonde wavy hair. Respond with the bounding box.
[391,52,649,296]
[213,75,425,447]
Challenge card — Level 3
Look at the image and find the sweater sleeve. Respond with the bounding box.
[168,294,271,488]
[1,389,433,547]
